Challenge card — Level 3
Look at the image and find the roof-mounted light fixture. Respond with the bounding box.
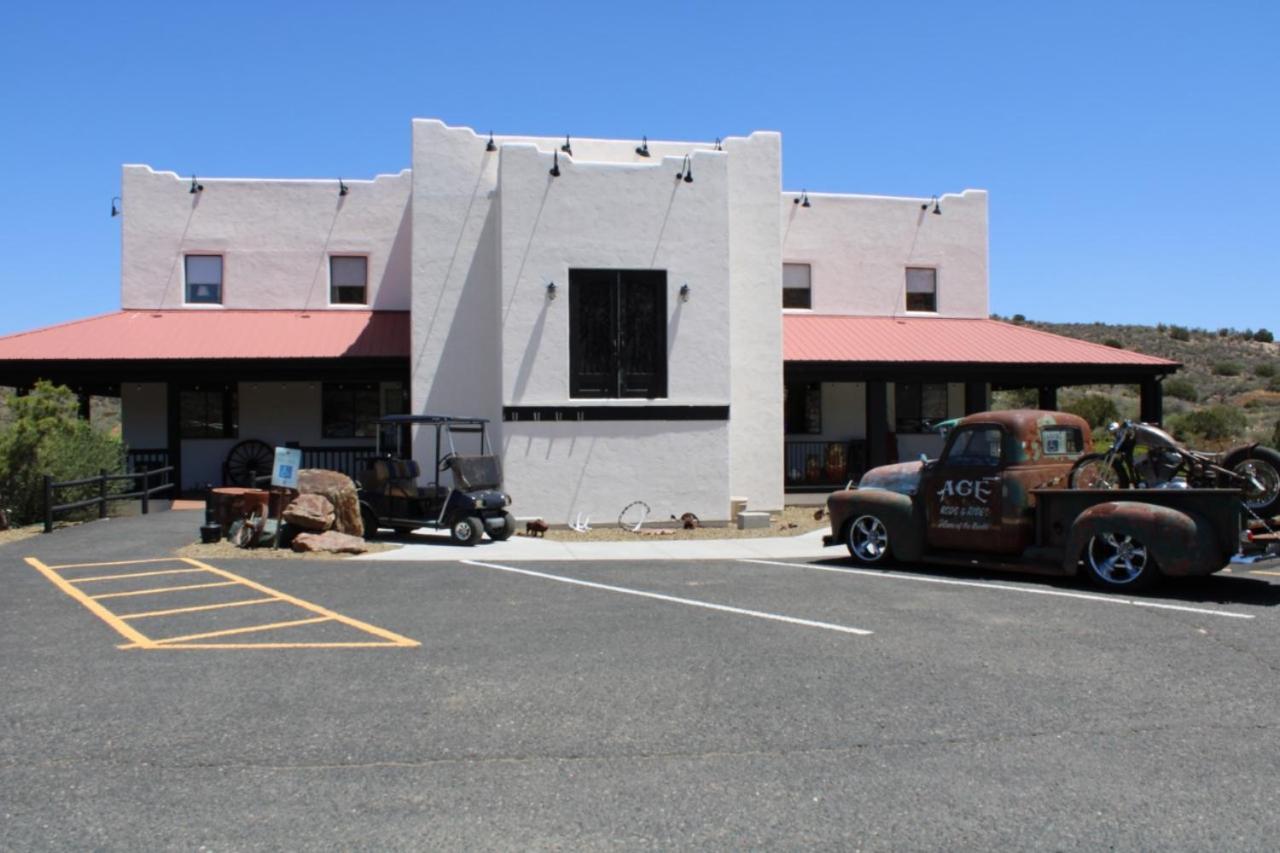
[793,190,811,208]
[561,134,572,155]
[921,195,941,215]
[110,196,120,217]
[486,131,497,152]
[550,150,561,177]
[338,178,349,196]
[714,137,723,151]
[189,175,203,194]
[636,135,650,157]
[676,155,693,183]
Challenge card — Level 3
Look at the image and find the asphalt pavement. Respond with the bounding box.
[4,511,1280,850]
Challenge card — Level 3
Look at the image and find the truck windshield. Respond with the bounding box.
[945,427,1003,467]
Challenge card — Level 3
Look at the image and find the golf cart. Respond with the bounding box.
[357,414,514,546]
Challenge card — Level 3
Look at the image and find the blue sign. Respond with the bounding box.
[272,447,302,489]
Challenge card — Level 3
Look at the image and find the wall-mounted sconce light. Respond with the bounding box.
[486,131,497,152]
[561,134,572,155]
[550,150,561,177]
[636,135,650,157]
[110,196,121,217]
[676,155,693,183]
[921,195,941,215]
[679,283,691,302]
[338,178,349,196]
[546,281,558,300]
[793,190,811,208]
[189,175,204,194]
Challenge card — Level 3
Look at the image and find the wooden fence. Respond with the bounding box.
[43,466,175,533]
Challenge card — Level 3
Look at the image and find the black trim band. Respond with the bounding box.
[504,405,729,422]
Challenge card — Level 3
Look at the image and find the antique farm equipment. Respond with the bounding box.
[824,410,1270,591]
[223,439,275,487]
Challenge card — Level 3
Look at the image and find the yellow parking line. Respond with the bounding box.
[135,616,333,647]
[131,642,410,650]
[46,557,188,571]
[179,558,420,647]
[92,581,239,600]
[70,568,210,584]
[24,558,157,649]
[117,597,280,620]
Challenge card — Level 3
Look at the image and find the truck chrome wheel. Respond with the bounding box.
[1086,532,1152,588]
[847,515,890,564]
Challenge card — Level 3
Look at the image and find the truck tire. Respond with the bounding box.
[1069,454,1130,490]
[1083,531,1158,591]
[488,511,516,541]
[846,514,892,565]
[449,515,484,547]
[1223,446,1280,518]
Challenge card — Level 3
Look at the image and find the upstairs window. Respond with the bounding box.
[330,256,368,305]
[783,263,812,309]
[906,267,937,312]
[569,269,667,399]
[185,255,223,304]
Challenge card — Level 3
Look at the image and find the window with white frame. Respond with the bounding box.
[330,256,368,305]
[905,267,937,312]
[783,263,812,309]
[185,255,223,304]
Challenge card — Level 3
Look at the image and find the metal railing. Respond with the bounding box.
[43,466,175,533]
[784,439,868,492]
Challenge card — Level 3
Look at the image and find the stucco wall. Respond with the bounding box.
[121,166,412,310]
[781,190,988,318]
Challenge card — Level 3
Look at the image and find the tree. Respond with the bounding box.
[1063,394,1121,429]
[1167,405,1248,444]
[1255,328,1275,344]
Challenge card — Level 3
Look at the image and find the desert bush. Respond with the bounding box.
[1156,323,1167,333]
[0,381,125,526]
[1255,363,1277,379]
[1274,419,1280,448]
[1167,405,1248,443]
[1163,377,1198,402]
[1270,376,1280,393]
[1169,325,1191,342]
[1212,361,1243,377]
[1218,328,1231,338]
[1256,328,1275,344]
[1064,393,1121,429]
[1103,339,1124,349]
[1011,314,1026,325]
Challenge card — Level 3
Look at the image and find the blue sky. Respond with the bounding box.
[0,1,1275,336]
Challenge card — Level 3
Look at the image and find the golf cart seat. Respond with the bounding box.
[360,458,444,500]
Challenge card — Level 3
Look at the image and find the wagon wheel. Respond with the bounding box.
[225,439,275,486]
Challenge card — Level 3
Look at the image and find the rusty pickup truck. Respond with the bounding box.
[824,410,1267,590]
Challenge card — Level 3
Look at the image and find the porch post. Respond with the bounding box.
[1140,376,1164,425]
[77,391,91,421]
[166,382,182,496]
[964,381,988,415]
[866,381,891,468]
[1037,385,1058,411]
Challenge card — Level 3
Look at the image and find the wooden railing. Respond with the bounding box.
[784,439,868,492]
[43,466,176,533]
[299,445,378,478]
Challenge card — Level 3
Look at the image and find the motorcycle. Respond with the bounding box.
[1069,420,1280,519]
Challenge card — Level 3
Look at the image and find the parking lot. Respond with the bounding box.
[5,511,1280,850]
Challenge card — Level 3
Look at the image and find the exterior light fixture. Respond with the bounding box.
[561,134,572,155]
[189,175,203,194]
[677,155,693,183]
[338,178,349,196]
[546,281,558,300]
[110,196,121,217]
[794,191,810,208]
[636,136,650,157]
[921,195,941,215]
[714,137,722,151]
[550,150,561,177]
[486,131,497,152]
[679,283,691,302]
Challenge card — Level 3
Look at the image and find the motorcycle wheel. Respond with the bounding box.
[1069,454,1131,490]
[1223,447,1280,518]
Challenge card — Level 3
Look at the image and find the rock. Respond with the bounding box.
[291,530,369,554]
[297,469,363,537]
[283,493,335,531]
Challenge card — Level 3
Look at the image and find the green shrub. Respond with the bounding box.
[1212,361,1243,377]
[1255,363,1277,379]
[1270,376,1280,393]
[1103,339,1124,349]
[1169,325,1191,341]
[1011,314,1026,325]
[1167,405,1248,443]
[1163,377,1198,402]
[1218,328,1231,338]
[1063,393,1121,429]
[0,381,125,526]
[1256,328,1275,344]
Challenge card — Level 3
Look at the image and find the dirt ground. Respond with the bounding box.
[528,505,829,543]
[174,538,400,561]
[0,524,45,547]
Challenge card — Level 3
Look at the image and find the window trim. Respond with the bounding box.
[568,268,668,400]
[783,262,813,311]
[184,254,224,305]
[329,255,369,306]
[905,266,938,313]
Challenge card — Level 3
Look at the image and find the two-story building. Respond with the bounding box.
[0,119,1177,523]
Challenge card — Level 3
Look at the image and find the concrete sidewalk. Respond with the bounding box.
[354,528,834,562]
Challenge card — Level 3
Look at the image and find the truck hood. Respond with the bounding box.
[858,461,924,496]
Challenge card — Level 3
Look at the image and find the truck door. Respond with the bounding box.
[922,424,1008,552]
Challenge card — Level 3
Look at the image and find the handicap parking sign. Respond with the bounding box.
[272,447,302,489]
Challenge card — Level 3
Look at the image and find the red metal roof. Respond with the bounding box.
[0,310,409,361]
[784,315,1178,367]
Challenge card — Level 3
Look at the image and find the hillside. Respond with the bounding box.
[991,316,1280,447]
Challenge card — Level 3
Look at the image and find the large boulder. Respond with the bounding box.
[297,469,363,537]
[282,493,335,531]
[291,530,369,554]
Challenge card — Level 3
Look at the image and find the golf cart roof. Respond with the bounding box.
[376,414,490,426]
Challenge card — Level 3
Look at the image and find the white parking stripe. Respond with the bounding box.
[461,560,873,636]
[739,559,1255,621]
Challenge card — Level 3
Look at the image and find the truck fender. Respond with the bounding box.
[832,489,923,562]
[1064,501,1224,577]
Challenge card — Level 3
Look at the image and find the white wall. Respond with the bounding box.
[121,166,412,310]
[781,190,988,318]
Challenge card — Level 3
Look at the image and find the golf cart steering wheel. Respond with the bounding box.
[438,453,457,472]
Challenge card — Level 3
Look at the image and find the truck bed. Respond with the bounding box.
[1031,487,1243,557]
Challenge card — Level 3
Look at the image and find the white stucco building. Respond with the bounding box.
[0,119,1176,524]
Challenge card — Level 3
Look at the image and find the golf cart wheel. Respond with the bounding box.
[488,511,515,541]
[449,515,484,547]
[1083,531,1158,591]
[846,514,892,565]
